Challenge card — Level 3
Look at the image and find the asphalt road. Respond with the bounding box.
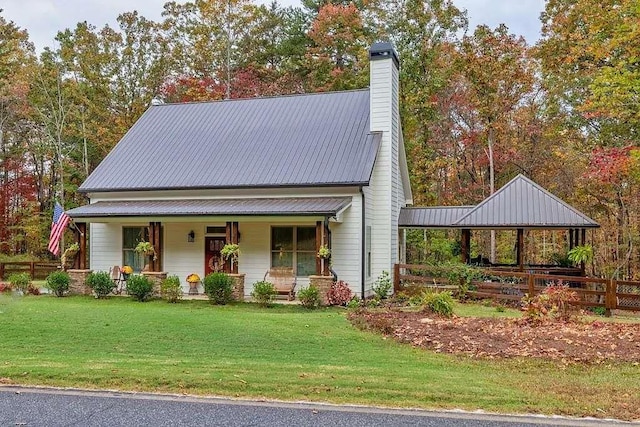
[0,386,632,427]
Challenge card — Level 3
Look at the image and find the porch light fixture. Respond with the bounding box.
[187,230,195,242]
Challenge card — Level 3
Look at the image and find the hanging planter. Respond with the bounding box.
[135,241,157,260]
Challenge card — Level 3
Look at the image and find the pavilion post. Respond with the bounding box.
[461,229,471,264]
[516,228,524,271]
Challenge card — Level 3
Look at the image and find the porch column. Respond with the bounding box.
[149,221,162,272]
[225,221,239,274]
[461,229,471,264]
[516,228,524,271]
[75,222,87,270]
[315,220,329,276]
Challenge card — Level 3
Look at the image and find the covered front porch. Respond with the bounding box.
[67,197,354,296]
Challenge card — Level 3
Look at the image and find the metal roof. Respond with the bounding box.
[453,174,600,229]
[398,206,474,228]
[79,89,379,193]
[67,197,352,218]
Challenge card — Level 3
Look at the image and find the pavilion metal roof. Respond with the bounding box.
[79,89,380,193]
[399,175,599,230]
[67,197,352,218]
[453,174,599,229]
[398,206,474,228]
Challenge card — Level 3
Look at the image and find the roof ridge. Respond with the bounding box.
[153,88,371,107]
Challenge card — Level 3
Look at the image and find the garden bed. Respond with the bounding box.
[349,308,640,364]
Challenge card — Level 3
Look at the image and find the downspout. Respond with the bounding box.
[360,187,366,299]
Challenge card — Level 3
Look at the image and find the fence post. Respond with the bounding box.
[0,263,4,280]
[30,262,35,280]
[393,263,400,294]
[605,279,615,317]
[527,273,535,296]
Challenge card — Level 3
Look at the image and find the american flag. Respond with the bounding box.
[48,202,71,256]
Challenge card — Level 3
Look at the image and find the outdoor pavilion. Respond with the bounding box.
[398,174,600,275]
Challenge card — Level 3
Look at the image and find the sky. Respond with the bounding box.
[2,0,546,53]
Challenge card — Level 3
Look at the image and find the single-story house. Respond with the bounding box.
[67,43,413,298]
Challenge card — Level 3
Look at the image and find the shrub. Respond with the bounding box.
[203,272,234,304]
[326,280,353,306]
[444,263,480,299]
[8,272,31,294]
[0,283,12,293]
[46,271,70,297]
[372,271,392,299]
[251,281,277,307]
[297,286,321,309]
[346,296,361,309]
[86,271,116,298]
[27,284,41,295]
[420,291,454,317]
[126,275,154,302]
[160,275,183,303]
[521,283,579,323]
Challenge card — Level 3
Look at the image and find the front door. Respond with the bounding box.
[205,236,226,275]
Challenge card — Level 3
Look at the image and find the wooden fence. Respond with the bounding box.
[0,262,60,281]
[394,263,640,315]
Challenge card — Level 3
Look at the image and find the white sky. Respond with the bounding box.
[2,0,545,53]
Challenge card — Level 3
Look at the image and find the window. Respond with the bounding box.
[206,226,226,235]
[271,226,316,276]
[123,227,149,272]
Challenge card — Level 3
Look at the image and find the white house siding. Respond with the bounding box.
[89,223,123,273]
[329,193,362,296]
[84,189,364,296]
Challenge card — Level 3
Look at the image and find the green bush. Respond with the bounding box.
[46,271,70,297]
[372,271,392,299]
[86,271,116,298]
[126,275,154,302]
[8,272,31,294]
[251,281,276,307]
[297,286,321,309]
[203,272,234,304]
[420,291,454,317]
[160,275,183,303]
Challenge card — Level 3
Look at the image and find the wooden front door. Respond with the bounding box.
[205,236,226,275]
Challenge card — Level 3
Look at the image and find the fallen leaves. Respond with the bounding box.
[348,310,640,364]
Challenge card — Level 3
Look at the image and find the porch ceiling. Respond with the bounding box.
[67,197,352,218]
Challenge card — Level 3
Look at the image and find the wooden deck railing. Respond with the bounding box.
[394,263,640,315]
[0,262,60,281]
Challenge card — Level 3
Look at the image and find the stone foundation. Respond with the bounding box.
[67,269,93,296]
[309,275,334,305]
[142,271,167,297]
[229,273,245,301]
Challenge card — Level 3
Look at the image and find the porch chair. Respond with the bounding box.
[263,267,297,301]
[109,265,126,294]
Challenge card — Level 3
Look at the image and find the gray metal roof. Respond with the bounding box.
[399,206,474,228]
[453,174,600,229]
[79,89,379,193]
[67,197,352,218]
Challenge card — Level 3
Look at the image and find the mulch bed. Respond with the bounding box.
[348,309,640,364]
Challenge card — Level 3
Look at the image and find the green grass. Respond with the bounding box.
[0,296,638,420]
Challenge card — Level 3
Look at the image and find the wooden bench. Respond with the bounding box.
[264,267,297,301]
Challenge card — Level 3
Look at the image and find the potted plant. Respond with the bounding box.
[61,242,80,270]
[317,244,330,275]
[186,273,201,295]
[121,265,133,280]
[220,243,240,271]
[135,241,157,260]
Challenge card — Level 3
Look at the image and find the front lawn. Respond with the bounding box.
[0,296,638,420]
